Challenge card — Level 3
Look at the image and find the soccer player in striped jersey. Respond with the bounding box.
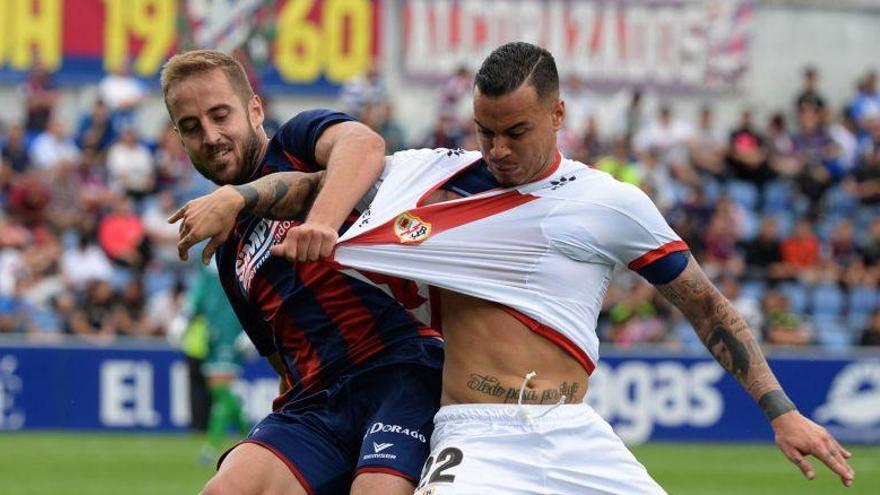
[162,50,442,495]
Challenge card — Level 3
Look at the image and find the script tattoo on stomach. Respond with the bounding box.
[466,373,579,404]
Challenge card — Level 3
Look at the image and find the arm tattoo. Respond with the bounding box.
[656,256,796,418]
[758,389,796,421]
[233,171,324,220]
[466,373,580,404]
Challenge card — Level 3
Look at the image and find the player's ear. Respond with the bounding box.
[248,94,265,129]
[551,98,565,132]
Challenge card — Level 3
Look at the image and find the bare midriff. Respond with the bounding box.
[439,289,589,406]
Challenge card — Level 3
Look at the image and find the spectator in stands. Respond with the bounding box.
[781,217,822,280]
[362,101,406,153]
[61,231,114,291]
[828,219,860,268]
[338,61,386,119]
[113,279,158,337]
[69,279,118,343]
[763,290,812,346]
[30,119,80,171]
[438,65,473,119]
[595,138,641,186]
[154,124,192,189]
[97,196,148,269]
[688,105,726,178]
[859,310,880,346]
[106,126,156,201]
[142,190,183,266]
[75,99,116,151]
[621,88,645,147]
[21,61,59,134]
[848,70,880,136]
[608,281,666,348]
[2,123,31,174]
[795,66,826,112]
[6,171,52,227]
[793,103,842,210]
[634,104,694,173]
[765,112,800,177]
[848,131,880,204]
[560,74,595,137]
[726,109,773,188]
[98,64,146,131]
[702,205,745,279]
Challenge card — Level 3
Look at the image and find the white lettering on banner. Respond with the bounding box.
[815,361,880,428]
[100,360,160,427]
[0,355,25,430]
[401,0,751,91]
[587,361,724,444]
[169,360,190,427]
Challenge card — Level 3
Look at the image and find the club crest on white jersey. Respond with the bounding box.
[394,212,432,244]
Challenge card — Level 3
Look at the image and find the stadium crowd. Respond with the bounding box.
[1,63,879,351]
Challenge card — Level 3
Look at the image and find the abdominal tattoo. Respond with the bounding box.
[466,373,579,404]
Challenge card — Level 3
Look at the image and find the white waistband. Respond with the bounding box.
[435,402,598,426]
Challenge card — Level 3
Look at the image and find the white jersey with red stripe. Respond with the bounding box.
[335,148,687,371]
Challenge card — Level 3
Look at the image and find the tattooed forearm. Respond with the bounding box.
[656,256,796,419]
[233,171,324,220]
[757,389,796,421]
[466,373,580,404]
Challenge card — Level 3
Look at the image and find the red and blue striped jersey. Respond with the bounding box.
[215,110,440,404]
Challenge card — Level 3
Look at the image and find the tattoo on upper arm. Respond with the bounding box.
[657,257,785,404]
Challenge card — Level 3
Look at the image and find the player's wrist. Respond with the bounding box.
[759,389,797,422]
[222,184,248,213]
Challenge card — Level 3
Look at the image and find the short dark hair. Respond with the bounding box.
[474,42,559,100]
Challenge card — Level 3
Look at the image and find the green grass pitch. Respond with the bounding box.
[1,433,877,494]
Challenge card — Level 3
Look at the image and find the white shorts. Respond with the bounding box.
[415,403,666,495]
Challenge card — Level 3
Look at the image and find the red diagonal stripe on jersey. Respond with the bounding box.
[341,190,538,246]
[296,261,386,365]
[252,275,325,392]
[627,240,690,271]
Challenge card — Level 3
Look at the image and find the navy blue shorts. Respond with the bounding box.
[220,340,442,495]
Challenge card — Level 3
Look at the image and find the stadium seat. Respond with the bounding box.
[823,184,859,217]
[812,316,853,350]
[779,282,809,315]
[810,283,845,317]
[846,314,870,335]
[725,180,760,210]
[847,286,879,317]
[762,179,794,213]
[740,280,766,301]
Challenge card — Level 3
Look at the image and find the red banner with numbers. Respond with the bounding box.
[0,0,381,93]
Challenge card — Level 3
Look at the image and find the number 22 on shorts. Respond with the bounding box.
[416,447,464,493]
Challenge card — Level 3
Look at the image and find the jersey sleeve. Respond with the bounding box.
[274,109,355,169]
[563,182,689,284]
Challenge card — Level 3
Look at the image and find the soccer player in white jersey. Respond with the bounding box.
[178,43,855,493]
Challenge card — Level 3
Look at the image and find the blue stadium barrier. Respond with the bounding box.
[0,341,878,445]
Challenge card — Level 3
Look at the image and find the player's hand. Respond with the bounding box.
[270,221,338,262]
[168,185,245,264]
[771,410,854,486]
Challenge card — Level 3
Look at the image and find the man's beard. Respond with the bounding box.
[195,120,263,186]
